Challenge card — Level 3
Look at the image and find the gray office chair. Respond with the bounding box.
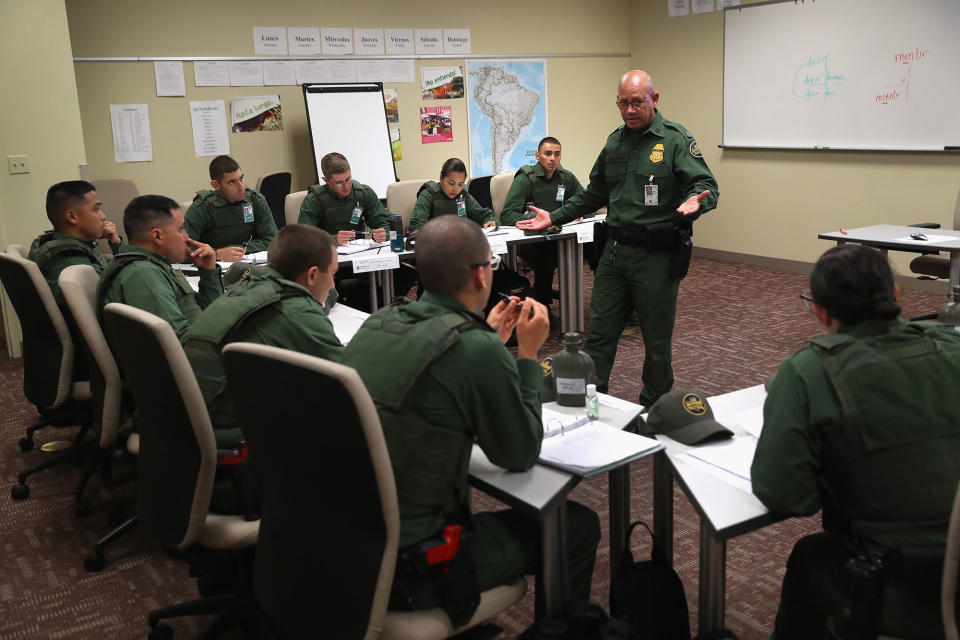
[222,343,526,640]
[909,188,960,282]
[1,246,93,501]
[283,190,307,228]
[59,264,130,517]
[255,171,292,231]
[103,303,259,639]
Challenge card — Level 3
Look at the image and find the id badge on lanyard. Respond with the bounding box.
[456,196,466,216]
[350,203,362,225]
[644,175,658,207]
[242,202,254,223]
[556,184,566,202]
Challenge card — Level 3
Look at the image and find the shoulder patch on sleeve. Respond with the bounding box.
[689,140,703,158]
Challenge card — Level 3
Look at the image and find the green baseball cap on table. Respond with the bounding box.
[646,390,733,445]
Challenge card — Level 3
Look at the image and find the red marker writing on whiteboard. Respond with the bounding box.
[839,228,848,235]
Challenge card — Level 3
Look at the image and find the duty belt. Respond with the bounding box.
[607,225,649,246]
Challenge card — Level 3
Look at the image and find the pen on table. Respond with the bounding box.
[839,228,848,235]
[485,230,509,237]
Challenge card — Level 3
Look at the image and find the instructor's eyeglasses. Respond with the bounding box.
[615,96,653,110]
[469,254,501,270]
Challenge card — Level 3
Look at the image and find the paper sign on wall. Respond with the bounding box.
[194,61,230,87]
[385,28,415,54]
[232,96,282,133]
[154,61,185,96]
[415,29,443,54]
[422,66,464,99]
[190,100,229,157]
[355,28,385,54]
[109,104,153,163]
[421,106,453,143]
[443,29,471,54]
[322,27,354,55]
[288,27,321,55]
[253,27,287,55]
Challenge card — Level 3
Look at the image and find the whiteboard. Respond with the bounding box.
[303,83,397,199]
[722,0,960,150]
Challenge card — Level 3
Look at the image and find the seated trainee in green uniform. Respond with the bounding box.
[500,136,585,307]
[408,158,498,232]
[97,195,221,343]
[752,244,960,639]
[184,224,343,450]
[184,155,277,263]
[298,151,389,245]
[30,180,124,379]
[30,180,123,305]
[342,216,600,617]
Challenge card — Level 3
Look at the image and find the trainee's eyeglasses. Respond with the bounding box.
[469,254,502,270]
[799,289,814,311]
[615,96,652,110]
[331,177,352,187]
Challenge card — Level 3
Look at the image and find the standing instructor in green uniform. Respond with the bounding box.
[184,155,277,262]
[518,70,719,406]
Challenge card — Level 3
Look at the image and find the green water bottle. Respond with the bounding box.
[551,332,596,406]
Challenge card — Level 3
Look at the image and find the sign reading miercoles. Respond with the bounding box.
[443,29,471,55]
[415,29,443,54]
[355,28,385,55]
[253,27,287,55]
[385,28,415,55]
[288,27,321,55]
[322,27,353,55]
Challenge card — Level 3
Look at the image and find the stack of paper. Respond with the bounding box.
[242,250,269,264]
[677,436,758,494]
[336,240,389,255]
[539,419,661,477]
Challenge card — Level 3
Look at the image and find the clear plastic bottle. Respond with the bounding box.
[586,383,599,421]
[938,285,960,330]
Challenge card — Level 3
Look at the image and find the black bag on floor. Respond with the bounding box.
[518,601,638,640]
[610,520,691,640]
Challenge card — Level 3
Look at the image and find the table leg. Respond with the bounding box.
[698,522,727,634]
[653,450,674,566]
[950,253,960,294]
[557,237,584,333]
[381,269,395,303]
[608,464,631,581]
[536,501,569,619]
[368,273,378,311]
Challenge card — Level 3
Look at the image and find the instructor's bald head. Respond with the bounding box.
[415,216,490,297]
[617,70,659,131]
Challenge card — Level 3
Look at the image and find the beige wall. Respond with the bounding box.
[67,0,631,202]
[631,1,960,283]
[0,0,87,355]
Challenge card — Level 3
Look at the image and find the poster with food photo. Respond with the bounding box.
[420,106,452,143]
[421,67,464,99]
[231,95,283,132]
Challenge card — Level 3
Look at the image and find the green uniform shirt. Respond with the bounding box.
[29,230,120,305]
[184,267,343,443]
[752,318,959,547]
[184,188,277,252]
[97,245,222,343]
[409,182,497,232]
[342,290,543,547]
[500,164,585,226]
[547,111,719,228]
[297,181,390,236]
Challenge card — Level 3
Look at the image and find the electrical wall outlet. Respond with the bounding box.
[7,155,29,175]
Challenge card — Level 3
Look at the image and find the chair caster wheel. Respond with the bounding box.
[73,500,90,518]
[84,552,106,572]
[19,436,34,451]
[11,483,29,500]
[148,623,174,640]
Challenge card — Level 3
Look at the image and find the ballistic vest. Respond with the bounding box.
[30,231,106,270]
[420,181,467,218]
[194,188,259,248]
[810,321,960,538]
[96,251,202,323]
[306,183,368,234]
[515,165,575,213]
[342,299,485,522]
[184,274,309,429]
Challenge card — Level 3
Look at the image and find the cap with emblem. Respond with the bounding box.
[645,390,733,445]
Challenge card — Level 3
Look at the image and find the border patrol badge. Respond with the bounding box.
[540,357,553,378]
[682,393,707,416]
[689,141,703,158]
[649,143,664,163]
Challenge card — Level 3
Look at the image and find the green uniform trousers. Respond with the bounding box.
[472,501,600,601]
[585,240,679,406]
[774,531,943,640]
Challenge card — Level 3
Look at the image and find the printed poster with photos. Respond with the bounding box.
[420,106,452,143]
[384,88,399,123]
[231,96,283,132]
[422,66,464,99]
